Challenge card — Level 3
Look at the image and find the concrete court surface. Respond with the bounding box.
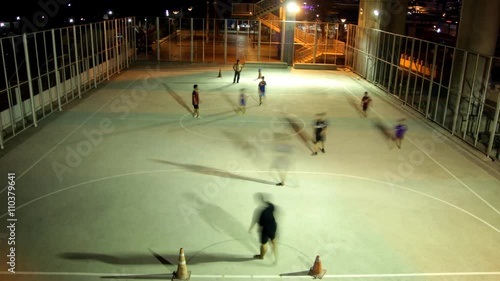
[0,62,499,281]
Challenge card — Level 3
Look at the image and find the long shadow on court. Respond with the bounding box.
[164,83,193,115]
[372,118,394,149]
[284,116,313,152]
[346,95,364,117]
[60,251,254,266]
[150,158,276,185]
[222,93,239,113]
[220,130,266,168]
[183,193,258,255]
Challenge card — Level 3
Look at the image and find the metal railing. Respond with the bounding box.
[0,17,136,149]
[345,23,500,160]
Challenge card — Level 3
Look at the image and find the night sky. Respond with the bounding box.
[1,0,246,19]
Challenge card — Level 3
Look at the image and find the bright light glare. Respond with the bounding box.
[373,10,379,16]
[287,2,300,13]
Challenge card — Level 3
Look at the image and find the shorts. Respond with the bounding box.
[259,92,266,97]
[362,105,368,111]
[315,134,325,143]
[260,229,276,244]
[193,104,199,109]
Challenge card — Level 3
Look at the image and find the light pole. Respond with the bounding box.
[206,1,210,42]
[282,1,300,65]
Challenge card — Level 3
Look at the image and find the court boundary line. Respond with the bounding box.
[0,169,498,234]
[1,271,500,278]
[0,76,144,195]
[342,85,500,217]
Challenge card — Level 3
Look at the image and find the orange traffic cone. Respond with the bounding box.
[308,255,326,279]
[172,248,191,281]
[217,68,222,78]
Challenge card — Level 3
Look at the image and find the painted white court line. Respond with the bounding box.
[342,85,500,217]
[1,271,500,278]
[0,77,144,195]
[0,170,498,234]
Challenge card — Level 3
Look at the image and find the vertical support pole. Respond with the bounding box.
[23,33,38,127]
[387,34,396,93]
[202,20,205,63]
[114,19,120,72]
[462,54,480,139]
[73,25,82,98]
[51,29,62,111]
[345,24,351,68]
[90,23,97,88]
[104,21,110,80]
[425,44,438,119]
[442,48,457,126]
[168,19,172,61]
[157,17,161,62]
[405,37,415,104]
[280,19,286,62]
[145,18,148,61]
[313,22,317,64]
[1,39,15,135]
[475,57,493,147]
[487,86,500,158]
[257,20,261,62]
[132,17,137,61]
[125,18,130,68]
[190,18,194,63]
[224,19,228,64]
[451,51,468,136]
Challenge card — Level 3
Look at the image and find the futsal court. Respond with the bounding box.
[0,63,499,281]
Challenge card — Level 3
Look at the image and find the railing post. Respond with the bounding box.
[224,19,228,64]
[473,57,493,148]
[425,44,438,119]
[462,54,480,139]
[451,51,468,136]
[257,20,261,61]
[90,23,97,88]
[73,25,82,99]
[23,33,38,127]
[487,85,500,158]
[104,21,110,80]
[156,17,160,62]
[51,29,62,111]
[191,18,194,63]
[313,22,317,64]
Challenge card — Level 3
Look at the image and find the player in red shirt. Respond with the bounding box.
[360,92,372,117]
[192,84,200,118]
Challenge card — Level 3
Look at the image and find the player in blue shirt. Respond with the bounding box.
[393,118,408,148]
[258,76,266,106]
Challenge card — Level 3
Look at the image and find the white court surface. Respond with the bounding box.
[0,63,499,281]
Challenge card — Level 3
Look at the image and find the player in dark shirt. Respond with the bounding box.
[249,193,278,260]
[312,113,327,156]
[360,92,372,117]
